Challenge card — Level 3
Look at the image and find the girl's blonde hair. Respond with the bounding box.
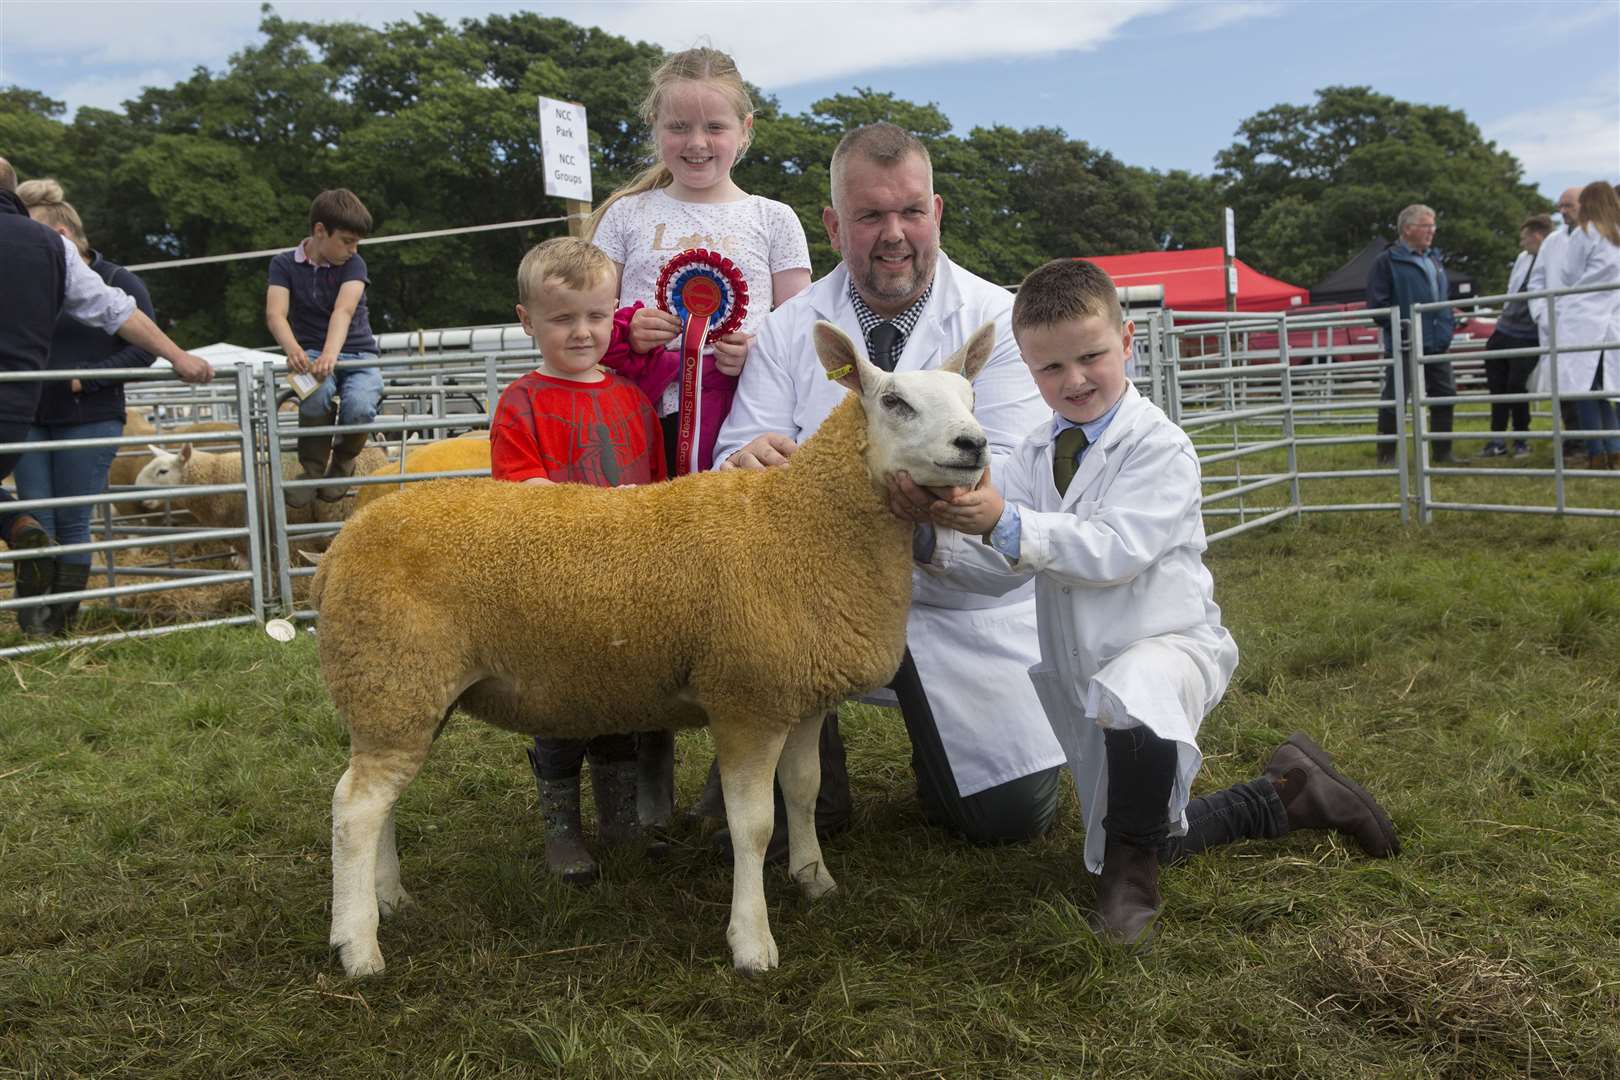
[17,177,90,256]
[1576,180,1620,247]
[583,47,754,241]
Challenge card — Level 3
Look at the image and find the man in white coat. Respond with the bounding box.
[1528,187,1584,456]
[707,122,1068,847]
[898,258,1401,944]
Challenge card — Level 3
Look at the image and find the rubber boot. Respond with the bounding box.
[637,729,676,857]
[319,431,370,502]
[588,752,643,847]
[286,407,335,509]
[42,560,91,636]
[5,514,54,636]
[528,748,597,886]
[1429,405,1455,464]
[1375,407,1398,467]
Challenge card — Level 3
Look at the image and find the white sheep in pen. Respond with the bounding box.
[312,322,995,976]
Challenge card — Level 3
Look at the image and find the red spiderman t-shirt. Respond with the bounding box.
[490,371,666,486]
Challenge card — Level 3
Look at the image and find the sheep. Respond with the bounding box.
[353,433,491,512]
[312,321,996,977]
[107,421,240,518]
[136,443,386,563]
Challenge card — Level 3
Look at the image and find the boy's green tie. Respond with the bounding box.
[1053,426,1089,495]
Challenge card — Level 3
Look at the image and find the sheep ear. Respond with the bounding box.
[940,321,996,383]
[181,444,193,463]
[814,321,870,394]
[147,443,166,456]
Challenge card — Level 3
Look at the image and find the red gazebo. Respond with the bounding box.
[1080,248,1309,312]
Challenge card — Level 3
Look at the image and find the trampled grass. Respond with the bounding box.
[2,510,1618,1078]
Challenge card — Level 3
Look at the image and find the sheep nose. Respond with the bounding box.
[953,434,987,457]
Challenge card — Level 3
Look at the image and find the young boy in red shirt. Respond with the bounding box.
[491,237,666,883]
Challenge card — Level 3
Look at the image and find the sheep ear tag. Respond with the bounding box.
[656,249,749,476]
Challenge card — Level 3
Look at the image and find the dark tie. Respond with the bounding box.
[1053,426,1089,495]
[868,322,901,372]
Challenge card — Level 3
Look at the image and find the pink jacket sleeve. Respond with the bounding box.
[601,301,681,402]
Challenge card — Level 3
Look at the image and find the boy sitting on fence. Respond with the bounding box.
[489,237,667,884]
[265,189,382,507]
[892,258,1400,946]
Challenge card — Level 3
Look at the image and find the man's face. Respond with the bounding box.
[1016,315,1133,426]
[1400,213,1437,254]
[1556,188,1580,226]
[822,153,943,316]
[1520,227,1545,256]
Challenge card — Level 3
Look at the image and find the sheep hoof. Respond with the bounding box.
[335,938,386,977]
[728,930,779,975]
[377,888,414,918]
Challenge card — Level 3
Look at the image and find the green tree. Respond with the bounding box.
[1215,85,1548,293]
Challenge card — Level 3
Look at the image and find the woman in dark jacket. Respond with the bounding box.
[14,179,157,634]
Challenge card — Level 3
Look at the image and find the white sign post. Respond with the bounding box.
[538,96,593,236]
[1222,206,1237,312]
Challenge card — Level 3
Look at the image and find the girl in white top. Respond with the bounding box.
[588,47,811,473]
[1557,180,1620,468]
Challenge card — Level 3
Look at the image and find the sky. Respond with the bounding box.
[2,0,1616,204]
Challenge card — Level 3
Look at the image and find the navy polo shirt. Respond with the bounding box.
[267,242,378,354]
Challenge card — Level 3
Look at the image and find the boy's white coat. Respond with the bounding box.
[716,252,1066,796]
[925,384,1238,872]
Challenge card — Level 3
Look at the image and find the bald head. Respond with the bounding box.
[1556,186,1581,226]
[0,157,16,194]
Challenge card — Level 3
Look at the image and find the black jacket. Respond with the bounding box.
[33,251,156,428]
[0,190,67,424]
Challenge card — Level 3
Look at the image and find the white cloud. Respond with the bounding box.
[1487,83,1620,181]
[1174,0,1286,33]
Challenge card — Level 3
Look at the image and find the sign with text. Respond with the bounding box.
[538,97,592,202]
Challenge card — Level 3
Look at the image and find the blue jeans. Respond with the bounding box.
[1575,361,1620,455]
[299,351,382,425]
[12,418,124,566]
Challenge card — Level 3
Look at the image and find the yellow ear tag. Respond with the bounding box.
[826,364,854,381]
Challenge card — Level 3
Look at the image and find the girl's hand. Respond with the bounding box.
[628,307,681,355]
[712,332,752,376]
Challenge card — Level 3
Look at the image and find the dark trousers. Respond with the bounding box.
[890,650,1062,844]
[0,418,31,540]
[1102,726,1287,864]
[1377,348,1455,457]
[1483,330,1539,438]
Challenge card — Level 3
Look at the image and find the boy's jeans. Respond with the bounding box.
[299,351,382,426]
[13,418,124,566]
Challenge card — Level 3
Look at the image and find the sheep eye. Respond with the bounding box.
[881,392,915,418]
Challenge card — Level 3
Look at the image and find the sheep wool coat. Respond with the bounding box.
[716,252,1065,796]
[923,385,1239,873]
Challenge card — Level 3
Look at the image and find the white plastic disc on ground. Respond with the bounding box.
[265,618,297,643]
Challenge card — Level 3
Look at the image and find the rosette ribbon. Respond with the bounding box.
[655,249,749,475]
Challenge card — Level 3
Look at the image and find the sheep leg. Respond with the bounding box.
[374,805,413,916]
[330,748,424,977]
[777,714,838,901]
[713,722,791,975]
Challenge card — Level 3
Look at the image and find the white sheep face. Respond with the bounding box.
[813,321,993,490]
[135,445,188,510]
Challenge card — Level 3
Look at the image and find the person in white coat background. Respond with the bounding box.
[896,259,1400,945]
[704,122,1067,849]
[1557,181,1620,470]
[1528,186,1585,458]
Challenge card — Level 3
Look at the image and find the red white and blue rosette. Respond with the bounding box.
[655,249,749,475]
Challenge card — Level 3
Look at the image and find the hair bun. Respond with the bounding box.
[16,176,67,208]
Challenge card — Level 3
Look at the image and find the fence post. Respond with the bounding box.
[236,363,266,623]
[1411,313,1433,525]
[1391,312,1410,524]
[262,365,296,614]
[1547,295,1567,513]
[1278,312,1301,520]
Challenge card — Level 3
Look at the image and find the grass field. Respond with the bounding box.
[3,462,1619,1076]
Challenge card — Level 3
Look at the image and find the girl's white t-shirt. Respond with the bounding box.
[595,190,811,407]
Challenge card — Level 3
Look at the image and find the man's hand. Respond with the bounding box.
[287,350,312,375]
[170,352,216,385]
[628,306,681,355]
[719,432,798,470]
[313,353,338,380]
[712,331,752,376]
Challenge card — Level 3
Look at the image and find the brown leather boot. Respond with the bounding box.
[42,560,91,636]
[319,432,370,502]
[4,514,54,635]
[1089,837,1162,948]
[1263,732,1400,858]
[529,749,597,886]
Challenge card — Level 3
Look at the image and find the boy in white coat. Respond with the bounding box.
[892,259,1401,945]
